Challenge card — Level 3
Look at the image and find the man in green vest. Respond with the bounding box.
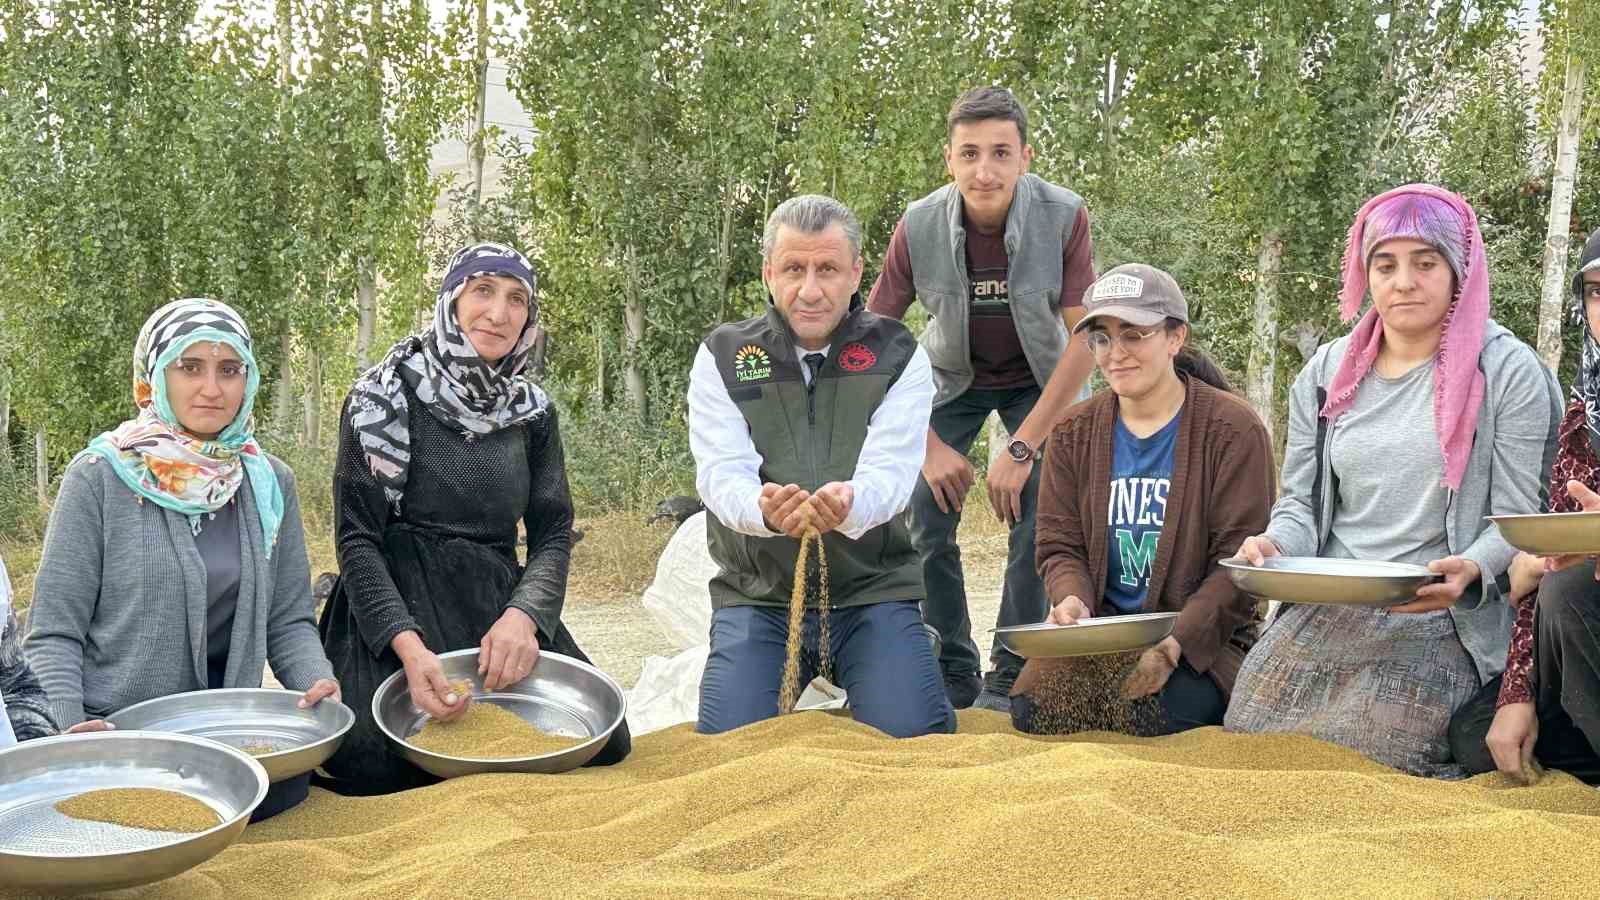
[688,194,955,737]
[869,86,1099,711]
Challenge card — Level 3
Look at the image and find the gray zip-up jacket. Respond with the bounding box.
[1263,320,1561,684]
[25,454,334,728]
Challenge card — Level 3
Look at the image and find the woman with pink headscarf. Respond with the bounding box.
[1224,185,1562,777]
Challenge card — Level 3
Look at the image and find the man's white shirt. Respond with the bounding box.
[688,340,933,540]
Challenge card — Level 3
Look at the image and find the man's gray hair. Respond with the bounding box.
[761,194,862,260]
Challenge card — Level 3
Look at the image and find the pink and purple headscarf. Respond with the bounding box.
[1320,184,1489,491]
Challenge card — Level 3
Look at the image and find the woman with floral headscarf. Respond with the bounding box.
[318,242,630,795]
[1223,185,1562,777]
[1447,229,1600,785]
[26,298,338,818]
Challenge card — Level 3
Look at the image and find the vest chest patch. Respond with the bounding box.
[734,344,773,382]
[839,342,877,372]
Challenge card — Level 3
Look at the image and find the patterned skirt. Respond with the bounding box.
[1223,603,1481,779]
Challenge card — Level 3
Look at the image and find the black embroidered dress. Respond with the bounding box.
[319,382,630,794]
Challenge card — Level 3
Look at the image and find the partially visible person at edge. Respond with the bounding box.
[689,194,954,738]
[1009,264,1272,736]
[1448,229,1600,785]
[1225,185,1561,778]
[1,555,113,746]
[318,242,630,796]
[867,85,1099,712]
[25,299,338,819]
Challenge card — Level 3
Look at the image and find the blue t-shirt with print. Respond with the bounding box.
[1104,413,1180,614]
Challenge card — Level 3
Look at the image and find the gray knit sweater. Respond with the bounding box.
[24,453,334,727]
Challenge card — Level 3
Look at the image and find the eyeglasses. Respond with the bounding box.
[1084,327,1164,357]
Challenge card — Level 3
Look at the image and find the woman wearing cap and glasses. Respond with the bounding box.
[1009,264,1274,736]
[24,298,339,819]
[1224,185,1561,778]
[317,243,631,796]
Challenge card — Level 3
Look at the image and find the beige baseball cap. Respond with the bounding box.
[1072,263,1188,333]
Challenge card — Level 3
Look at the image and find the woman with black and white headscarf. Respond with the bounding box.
[318,242,630,795]
[1447,229,1600,785]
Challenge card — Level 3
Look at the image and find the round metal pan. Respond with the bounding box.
[993,612,1179,659]
[0,731,267,894]
[373,648,626,779]
[108,688,354,783]
[1486,511,1600,556]
[1220,556,1439,607]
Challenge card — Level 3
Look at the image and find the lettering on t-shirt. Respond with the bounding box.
[1108,476,1169,587]
[971,278,1008,301]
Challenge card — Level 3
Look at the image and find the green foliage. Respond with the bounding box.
[0,0,1582,527]
[0,0,455,469]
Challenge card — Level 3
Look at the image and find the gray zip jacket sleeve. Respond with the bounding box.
[1264,320,1560,683]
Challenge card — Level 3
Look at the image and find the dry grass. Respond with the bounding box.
[567,511,678,600]
[2,486,1014,615]
[0,534,43,610]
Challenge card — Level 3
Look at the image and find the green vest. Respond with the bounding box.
[702,296,925,610]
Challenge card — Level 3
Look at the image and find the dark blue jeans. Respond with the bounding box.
[911,385,1049,683]
[697,601,956,738]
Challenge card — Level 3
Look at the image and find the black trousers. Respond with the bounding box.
[1448,561,1600,784]
[1010,659,1226,737]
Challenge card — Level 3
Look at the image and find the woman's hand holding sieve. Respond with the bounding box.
[1390,556,1480,614]
[1533,481,1600,581]
[299,679,341,709]
[1047,595,1091,625]
[1233,535,1280,567]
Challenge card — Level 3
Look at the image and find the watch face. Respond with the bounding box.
[1007,439,1031,461]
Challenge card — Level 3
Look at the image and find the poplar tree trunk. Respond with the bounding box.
[303,350,322,448]
[1246,231,1284,445]
[355,262,377,372]
[468,0,489,235]
[1537,52,1586,372]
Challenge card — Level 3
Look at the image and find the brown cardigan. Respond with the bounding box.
[1028,377,1274,695]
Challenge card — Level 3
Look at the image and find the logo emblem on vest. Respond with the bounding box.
[839,342,877,373]
[734,344,772,382]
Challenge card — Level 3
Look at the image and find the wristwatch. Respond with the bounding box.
[1006,437,1043,462]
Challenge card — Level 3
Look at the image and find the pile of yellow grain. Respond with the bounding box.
[62,712,1600,900]
[54,788,218,834]
[407,701,584,758]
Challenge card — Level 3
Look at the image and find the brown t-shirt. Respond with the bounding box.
[867,205,1096,389]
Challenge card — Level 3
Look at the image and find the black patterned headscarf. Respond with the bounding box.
[1571,231,1600,456]
[348,243,547,507]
